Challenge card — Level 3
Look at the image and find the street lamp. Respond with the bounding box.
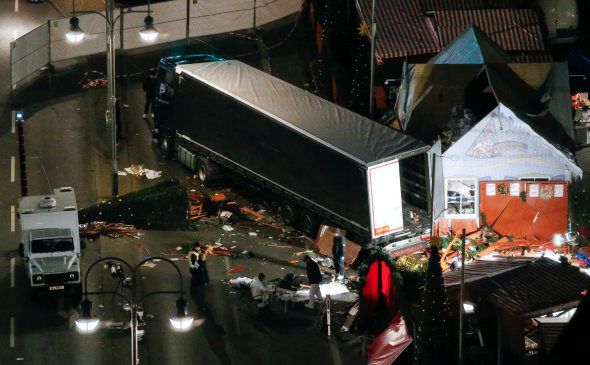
[66,0,158,197]
[75,256,193,365]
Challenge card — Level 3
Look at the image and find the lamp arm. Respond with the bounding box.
[71,10,108,21]
[134,256,185,296]
[70,9,150,27]
[84,290,132,307]
[136,290,186,305]
[82,256,135,296]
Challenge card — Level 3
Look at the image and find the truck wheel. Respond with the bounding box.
[299,210,319,238]
[279,201,299,227]
[160,136,173,159]
[197,158,222,186]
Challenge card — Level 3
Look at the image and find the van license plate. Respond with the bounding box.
[49,285,65,291]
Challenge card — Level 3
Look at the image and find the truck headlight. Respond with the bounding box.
[33,274,44,283]
[68,272,79,281]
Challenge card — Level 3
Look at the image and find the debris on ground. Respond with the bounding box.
[228,277,253,288]
[79,222,139,239]
[188,192,207,221]
[240,206,267,221]
[293,250,314,257]
[123,165,162,179]
[227,264,249,274]
[232,250,253,259]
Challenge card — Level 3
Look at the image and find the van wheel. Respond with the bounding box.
[279,201,299,227]
[299,210,319,238]
[160,136,173,159]
[30,288,40,302]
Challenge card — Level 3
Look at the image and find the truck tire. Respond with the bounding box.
[299,209,319,238]
[279,201,299,227]
[159,136,173,159]
[197,158,222,186]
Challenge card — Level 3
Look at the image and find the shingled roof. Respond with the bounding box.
[355,0,440,61]
[445,257,590,318]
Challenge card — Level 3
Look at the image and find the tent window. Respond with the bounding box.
[519,177,549,181]
[446,179,476,216]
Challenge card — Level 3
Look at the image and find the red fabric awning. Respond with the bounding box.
[434,9,546,53]
[355,0,440,61]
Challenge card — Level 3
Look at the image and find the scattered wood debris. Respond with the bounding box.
[79,222,139,239]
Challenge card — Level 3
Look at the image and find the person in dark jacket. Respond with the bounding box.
[191,252,209,312]
[303,255,323,309]
[332,228,346,280]
[142,68,158,119]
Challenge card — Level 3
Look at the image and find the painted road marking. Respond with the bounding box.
[11,156,15,182]
[13,29,18,41]
[11,205,16,232]
[224,256,230,271]
[11,258,15,288]
[15,0,19,13]
[12,111,15,133]
[10,317,15,347]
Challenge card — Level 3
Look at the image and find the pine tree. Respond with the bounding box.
[317,0,345,101]
[79,178,190,229]
[414,243,452,365]
[348,22,371,116]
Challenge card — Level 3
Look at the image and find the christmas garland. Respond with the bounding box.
[356,247,397,290]
[356,247,427,302]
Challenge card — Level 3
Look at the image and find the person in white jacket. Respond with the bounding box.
[251,273,270,307]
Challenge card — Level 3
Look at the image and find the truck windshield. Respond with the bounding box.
[31,237,74,253]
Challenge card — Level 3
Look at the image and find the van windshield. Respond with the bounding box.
[31,237,74,253]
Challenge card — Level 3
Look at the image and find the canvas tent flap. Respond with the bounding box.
[429,25,513,65]
[485,63,575,150]
[178,61,428,165]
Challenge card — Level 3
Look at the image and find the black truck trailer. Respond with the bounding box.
[155,56,431,245]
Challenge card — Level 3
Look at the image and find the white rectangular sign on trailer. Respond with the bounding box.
[367,160,404,239]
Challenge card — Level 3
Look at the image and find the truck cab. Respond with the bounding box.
[153,53,225,153]
[18,187,82,298]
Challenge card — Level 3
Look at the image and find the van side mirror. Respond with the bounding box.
[18,243,24,257]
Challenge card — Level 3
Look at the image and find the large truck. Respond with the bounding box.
[155,56,431,246]
[18,187,83,298]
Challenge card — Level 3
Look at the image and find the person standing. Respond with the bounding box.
[191,251,209,312]
[188,242,201,276]
[303,255,323,309]
[332,228,346,280]
[142,68,158,119]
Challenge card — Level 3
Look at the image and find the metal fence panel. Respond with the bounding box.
[189,0,256,38]
[13,0,301,86]
[254,0,302,27]
[11,22,49,87]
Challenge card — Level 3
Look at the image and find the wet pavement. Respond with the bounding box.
[1,10,365,364]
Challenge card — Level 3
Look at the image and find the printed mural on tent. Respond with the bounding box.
[434,104,581,235]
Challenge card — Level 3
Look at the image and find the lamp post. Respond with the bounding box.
[75,256,193,365]
[66,0,158,197]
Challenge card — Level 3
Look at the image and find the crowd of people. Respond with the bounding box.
[186,227,348,313]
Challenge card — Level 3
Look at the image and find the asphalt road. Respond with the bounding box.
[0,4,359,365]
